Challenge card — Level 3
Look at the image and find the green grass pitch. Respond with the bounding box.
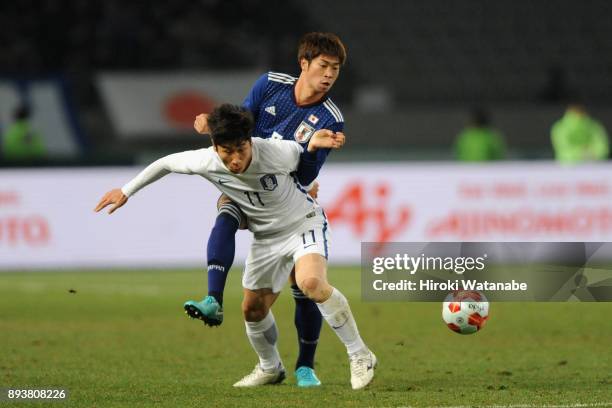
[1,267,611,407]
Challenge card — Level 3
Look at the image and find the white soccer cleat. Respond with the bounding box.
[349,350,377,390]
[233,363,286,387]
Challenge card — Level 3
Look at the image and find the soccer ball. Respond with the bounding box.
[442,290,489,334]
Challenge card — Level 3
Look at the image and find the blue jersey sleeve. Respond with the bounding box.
[242,73,269,119]
[296,121,344,185]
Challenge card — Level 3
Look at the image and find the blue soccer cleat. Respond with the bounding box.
[184,296,223,327]
[295,366,322,388]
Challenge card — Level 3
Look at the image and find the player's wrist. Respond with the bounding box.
[120,186,132,198]
[305,145,318,154]
[307,137,321,152]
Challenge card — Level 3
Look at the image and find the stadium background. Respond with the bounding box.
[2,0,612,162]
[1,2,611,407]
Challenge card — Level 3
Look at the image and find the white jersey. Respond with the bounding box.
[121,138,319,236]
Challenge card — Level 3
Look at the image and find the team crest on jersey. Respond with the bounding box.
[308,114,319,125]
[260,174,278,191]
[294,121,315,143]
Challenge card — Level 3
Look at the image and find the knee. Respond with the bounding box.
[242,298,267,322]
[298,277,330,302]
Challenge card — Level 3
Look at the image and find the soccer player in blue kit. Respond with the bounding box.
[186,32,346,388]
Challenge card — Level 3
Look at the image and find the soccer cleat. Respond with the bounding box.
[233,363,286,387]
[349,350,377,390]
[294,366,321,388]
[183,296,223,327]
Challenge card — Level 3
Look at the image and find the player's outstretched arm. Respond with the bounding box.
[194,113,210,134]
[94,188,128,215]
[307,129,345,152]
[94,150,208,215]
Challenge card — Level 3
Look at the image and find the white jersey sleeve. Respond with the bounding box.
[121,149,212,197]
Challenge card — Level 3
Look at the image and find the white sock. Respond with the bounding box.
[317,288,367,355]
[245,311,281,371]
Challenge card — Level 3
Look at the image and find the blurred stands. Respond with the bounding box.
[0,0,611,162]
[301,0,612,103]
[0,0,313,104]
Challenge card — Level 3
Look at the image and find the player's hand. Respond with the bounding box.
[194,113,210,134]
[308,129,345,152]
[333,131,345,147]
[308,181,319,199]
[94,188,129,215]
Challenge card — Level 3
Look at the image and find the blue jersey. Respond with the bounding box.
[242,72,344,186]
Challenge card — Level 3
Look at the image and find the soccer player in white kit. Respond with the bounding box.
[94,104,377,390]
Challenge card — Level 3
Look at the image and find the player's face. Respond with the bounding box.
[215,140,253,174]
[301,54,341,94]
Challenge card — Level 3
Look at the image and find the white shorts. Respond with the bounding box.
[242,211,330,293]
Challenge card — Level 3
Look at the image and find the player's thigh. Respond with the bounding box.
[295,253,328,286]
[291,215,332,293]
[243,236,295,294]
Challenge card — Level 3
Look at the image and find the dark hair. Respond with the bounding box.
[297,32,347,65]
[208,104,254,147]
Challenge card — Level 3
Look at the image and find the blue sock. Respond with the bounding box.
[292,284,323,370]
[206,213,238,306]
